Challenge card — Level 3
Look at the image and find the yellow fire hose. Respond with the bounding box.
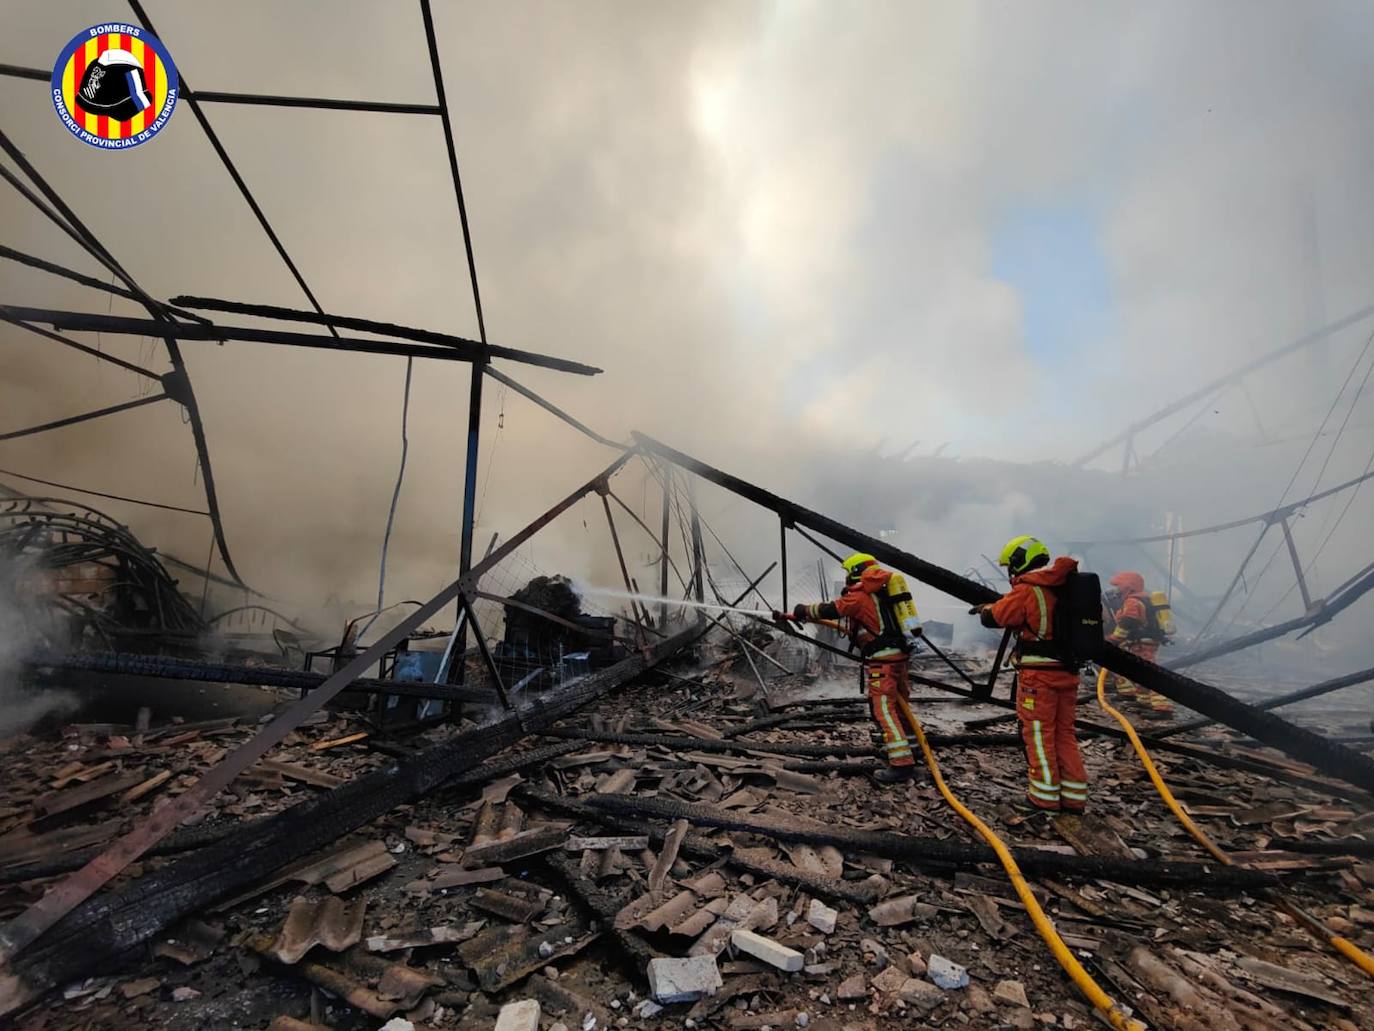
[894,695,1147,1031]
[1094,668,1374,978]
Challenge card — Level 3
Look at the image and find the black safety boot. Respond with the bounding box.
[873,765,915,785]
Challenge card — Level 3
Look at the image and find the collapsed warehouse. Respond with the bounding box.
[5,11,1374,1031]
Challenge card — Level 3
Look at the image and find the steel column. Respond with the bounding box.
[1280,516,1313,611]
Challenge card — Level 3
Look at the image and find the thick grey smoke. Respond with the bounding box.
[0,555,78,738]
[2,2,1372,675]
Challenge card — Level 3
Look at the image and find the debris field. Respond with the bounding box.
[3,642,1373,1031]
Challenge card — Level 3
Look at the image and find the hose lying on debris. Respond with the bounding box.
[893,694,1147,1031]
[1093,668,1374,980]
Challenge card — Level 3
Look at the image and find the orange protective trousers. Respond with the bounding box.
[1017,669,1088,811]
[1109,640,1173,714]
[865,659,916,767]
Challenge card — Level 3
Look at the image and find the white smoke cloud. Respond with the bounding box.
[1,1,1372,674]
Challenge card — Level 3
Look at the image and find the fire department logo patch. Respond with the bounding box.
[51,22,178,149]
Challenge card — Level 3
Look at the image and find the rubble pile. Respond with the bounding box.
[2,649,1373,1030]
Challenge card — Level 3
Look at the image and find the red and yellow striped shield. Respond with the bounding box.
[51,23,179,149]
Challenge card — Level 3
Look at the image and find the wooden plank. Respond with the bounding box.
[256,760,345,790]
[309,732,369,752]
[564,835,649,852]
[31,772,147,821]
[462,825,566,868]
[120,771,173,805]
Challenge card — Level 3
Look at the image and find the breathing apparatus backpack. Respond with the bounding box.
[861,571,922,657]
[1020,571,1103,670]
[1142,590,1177,643]
[1055,571,1105,666]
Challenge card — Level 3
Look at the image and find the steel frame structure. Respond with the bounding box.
[1,0,599,597]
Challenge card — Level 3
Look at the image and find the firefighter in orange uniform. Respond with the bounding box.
[972,536,1088,813]
[775,553,918,784]
[1106,571,1174,719]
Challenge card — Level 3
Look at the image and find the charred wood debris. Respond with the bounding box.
[1,632,1373,1031]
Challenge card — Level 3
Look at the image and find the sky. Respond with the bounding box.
[2,1,1373,670]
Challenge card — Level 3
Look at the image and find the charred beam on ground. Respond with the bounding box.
[1152,665,1374,740]
[2,624,700,1006]
[25,651,499,704]
[584,795,1272,891]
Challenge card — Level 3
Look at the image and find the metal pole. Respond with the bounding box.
[459,593,511,709]
[1280,516,1313,611]
[459,362,484,579]
[779,516,789,614]
[1152,665,1374,739]
[1191,522,1270,645]
[601,492,646,647]
[659,465,671,628]
[688,477,705,603]
[0,393,168,441]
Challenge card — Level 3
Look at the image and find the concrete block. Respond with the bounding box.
[730,928,804,972]
[805,899,837,935]
[494,999,541,1031]
[927,953,968,989]
[647,955,723,1003]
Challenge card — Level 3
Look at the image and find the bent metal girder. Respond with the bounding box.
[630,431,1374,797]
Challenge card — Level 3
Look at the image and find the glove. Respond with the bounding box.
[968,604,986,616]
[791,604,809,625]
[771,610,791,626]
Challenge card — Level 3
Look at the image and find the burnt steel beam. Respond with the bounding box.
[1171,559,1374,669]
[0,63,46,82]
[4,623,701,1009]
[0,449,635,966]
[0,393,167,441]
[1,313,162,381]
[185,90,440,115]
[585,795,1272,891]
[5,305,599,375]
[170,296,602,376]
[483,366,622,447]
[1062,465,1374,548]
[1152,664,1374,740]
[126,1,340,340]
[0,131,241,583]
[0,62,438,114]
[24,651,498,704]
[0,245,139,303]
[632,431,1374,796]
[1072,302,1374,467]
[543,726,1028,757]
[0,468,207,516]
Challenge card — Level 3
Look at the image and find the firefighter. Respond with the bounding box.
[774,553,919,784]
[1106,571,1174,719]
[971,536,1088,813]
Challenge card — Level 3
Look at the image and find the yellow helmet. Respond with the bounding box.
[998,535,1049,576]
[842,552,876,579]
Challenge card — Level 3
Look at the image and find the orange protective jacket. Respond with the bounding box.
[1109,571,1155,644]
[983,556,1079,669]
[802,566,905,661]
